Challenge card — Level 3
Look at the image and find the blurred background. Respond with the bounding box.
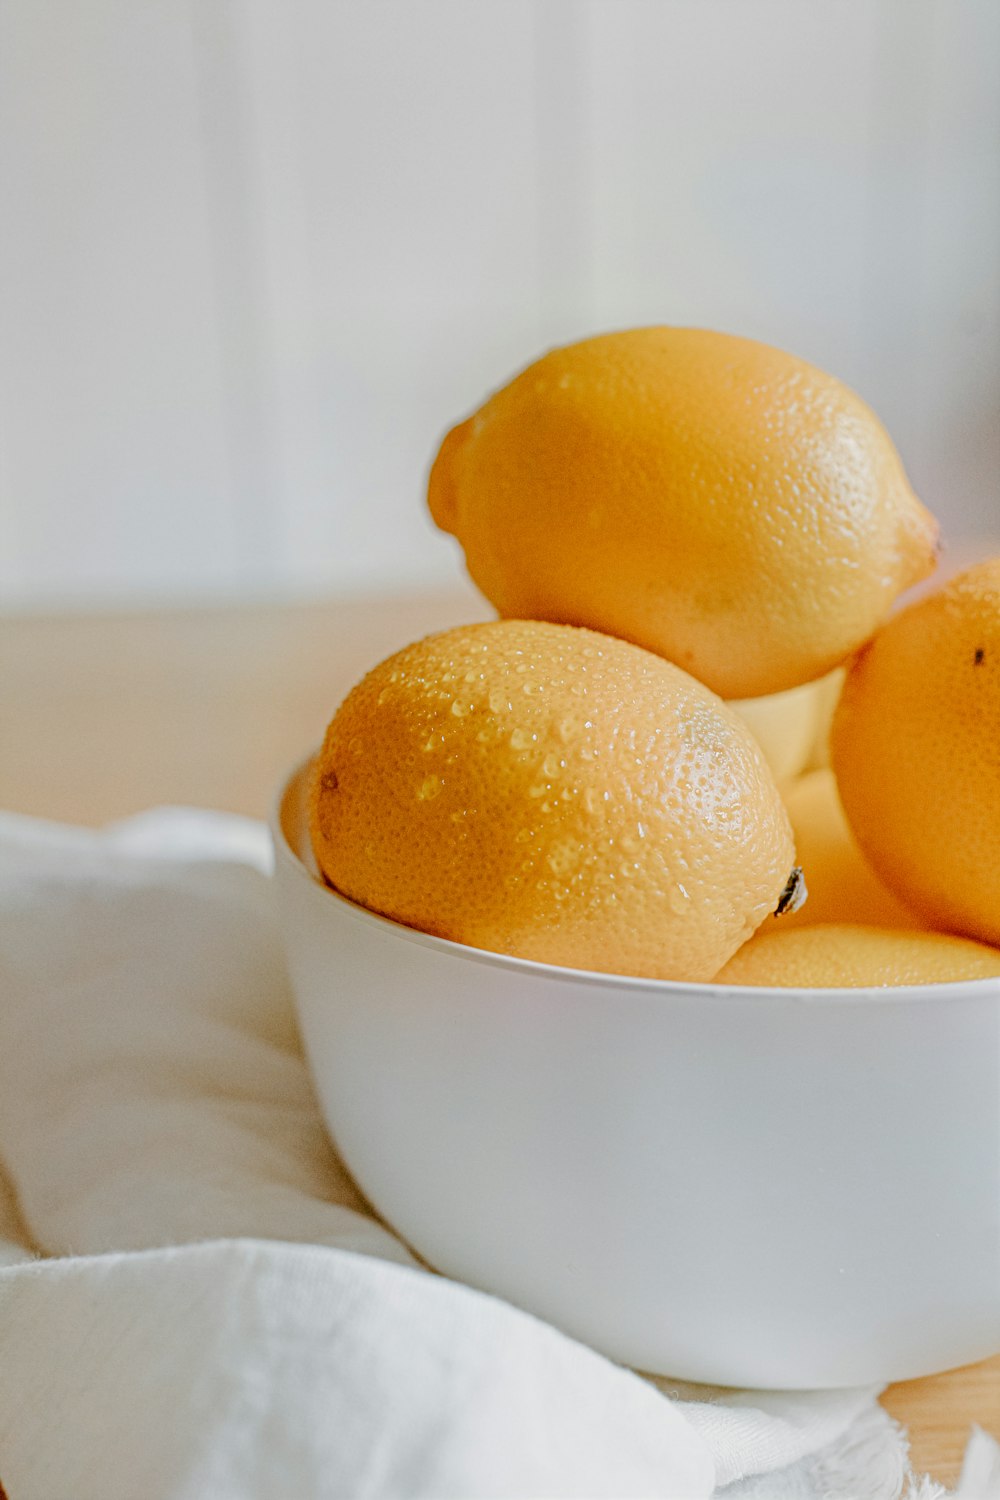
[1,0,998,615]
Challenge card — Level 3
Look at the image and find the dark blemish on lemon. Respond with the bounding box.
[315,770,340,840]
[974,647,985,666]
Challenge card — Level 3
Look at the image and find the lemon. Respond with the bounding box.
[832,558,1000,946]
[310,620,798,982]
[778,769,917,930]
[429,328,938,697]
[715,923,1000,987]
[728,677,833,785]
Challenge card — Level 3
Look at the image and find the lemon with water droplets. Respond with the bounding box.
[310,620,799,982]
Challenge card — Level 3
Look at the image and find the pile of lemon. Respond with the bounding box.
[310,328,1000,988]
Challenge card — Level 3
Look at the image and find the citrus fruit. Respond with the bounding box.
[309,620,798,982]
[428,328,938,698]
[831,557,1000,946]
[728,677,828,785]
[802,667,845,772]
[778,769,917,930]
[715,923,1000,988]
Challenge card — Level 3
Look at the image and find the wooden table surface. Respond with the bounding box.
[1,585,996,1486]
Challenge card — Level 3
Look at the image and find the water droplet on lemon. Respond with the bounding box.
[669,884,692,914]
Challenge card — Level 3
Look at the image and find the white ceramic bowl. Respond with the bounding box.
[272,757,1000,1389]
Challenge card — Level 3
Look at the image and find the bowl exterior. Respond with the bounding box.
[273,766,1000,1388]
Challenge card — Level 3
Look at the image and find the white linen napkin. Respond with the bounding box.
[0,806,987,1499]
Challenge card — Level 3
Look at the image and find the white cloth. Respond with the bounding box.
[0,807,989,1499]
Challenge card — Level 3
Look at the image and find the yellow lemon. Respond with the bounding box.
[715,923,1000,987]
[429,328,938,698]
[802,667,845,772]
[832,558,1000,946]
[728,677,830,785]
[779,769,917,930]
[310,620,798,982]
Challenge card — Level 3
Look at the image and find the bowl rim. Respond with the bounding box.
[271,753,1000,1008]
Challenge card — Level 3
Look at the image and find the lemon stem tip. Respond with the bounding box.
[774,866,808,918]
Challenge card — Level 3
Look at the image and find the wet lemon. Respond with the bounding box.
[310,620,798,982]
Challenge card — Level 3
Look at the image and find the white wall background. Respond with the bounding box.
[1,0,998,611]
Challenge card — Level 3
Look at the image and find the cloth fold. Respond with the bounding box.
[0,807,987,1498]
